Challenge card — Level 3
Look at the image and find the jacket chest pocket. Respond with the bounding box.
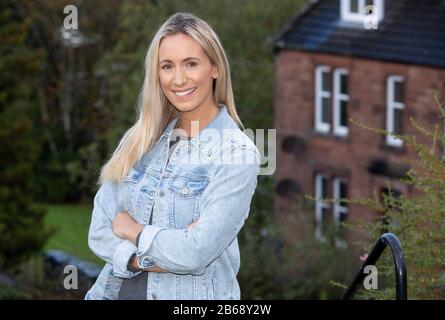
[168,176,209,229]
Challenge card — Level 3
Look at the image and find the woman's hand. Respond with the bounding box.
[112,211,144,244]
[187,219,199,230]
[124,217,200,273]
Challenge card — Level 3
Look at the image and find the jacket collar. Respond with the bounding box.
[157,103,239,156]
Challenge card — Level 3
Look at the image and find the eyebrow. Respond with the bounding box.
[159,57,200,64]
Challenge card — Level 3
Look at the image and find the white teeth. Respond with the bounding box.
[174,88,196,97]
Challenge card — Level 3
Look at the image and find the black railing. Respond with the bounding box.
[342,233,407,300]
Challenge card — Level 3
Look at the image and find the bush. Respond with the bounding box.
[0,0,52,271]
[345,93,445,299]
[239,182,360,299]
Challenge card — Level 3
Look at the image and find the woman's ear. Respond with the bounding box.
[212,65,218,79]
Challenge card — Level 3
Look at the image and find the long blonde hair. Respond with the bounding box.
[98,12,244,184]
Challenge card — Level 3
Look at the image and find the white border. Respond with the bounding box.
[315,65,331,133]
[315,173,329,241]
[333,68,349,137]
[386,75,404,147]
[340,0,384,24]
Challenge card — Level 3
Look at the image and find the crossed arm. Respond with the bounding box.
[88,148,260,278]
[111,212,198,273]
[87,181,197,277]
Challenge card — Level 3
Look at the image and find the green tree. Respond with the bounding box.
[18,0,123,202]
[346,93,445,299]
[0,1,51,270]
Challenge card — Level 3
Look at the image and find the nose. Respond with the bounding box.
[173,67,186,87]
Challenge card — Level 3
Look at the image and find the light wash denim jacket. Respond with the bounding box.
[85,104,261,300]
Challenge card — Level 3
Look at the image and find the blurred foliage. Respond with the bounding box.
[12,0,306,201]
[240,189,360,299]
[0,285,33,300]
[345,93,445,299]
[0,0,52,270]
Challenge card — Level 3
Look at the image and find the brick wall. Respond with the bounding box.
[274,50,445,245]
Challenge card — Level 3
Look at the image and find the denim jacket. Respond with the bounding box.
[85,104,261,300]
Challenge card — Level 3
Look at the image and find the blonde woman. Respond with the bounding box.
[85,12,261,300]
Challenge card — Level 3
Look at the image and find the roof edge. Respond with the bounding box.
[278,44,445,70]
[267,0,322,52]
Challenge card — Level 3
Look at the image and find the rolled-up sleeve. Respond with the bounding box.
[136,147,261,275]
[88,181,141,278]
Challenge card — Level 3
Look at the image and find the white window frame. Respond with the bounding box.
[333,69,349,137]
[333,177,348,225]
[333,177,348,248]
[386,75,404,147]
[314,173,329,241]
[340,0,384,24]
[315,65,331,133]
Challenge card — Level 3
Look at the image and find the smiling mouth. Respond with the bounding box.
[173,87,196,97]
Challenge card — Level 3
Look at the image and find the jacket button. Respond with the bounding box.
[152,293,157,300]
[181,187,189,195]
[159,191,164,197]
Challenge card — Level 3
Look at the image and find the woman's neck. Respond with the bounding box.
[175,103,220,138]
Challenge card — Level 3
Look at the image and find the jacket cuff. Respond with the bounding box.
[137,225,165,255]
[112,240,140,278]
[136,225,165,268]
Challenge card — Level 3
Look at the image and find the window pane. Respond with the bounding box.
[321,176,328,198]
[340,73,348,94]
[322,97,330,124]
[350,0,359,13]
[339,181,348,207]
[321,71,330,92]
[382,187,401,199]
[394,108,403,135]
[340,100,348,127]
[394,80,404,103]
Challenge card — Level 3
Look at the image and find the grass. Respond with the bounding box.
[42,203,104,266]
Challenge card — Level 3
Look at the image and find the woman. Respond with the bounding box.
[85,12,261,300]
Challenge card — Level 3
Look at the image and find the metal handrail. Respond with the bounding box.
[342,233,407,300]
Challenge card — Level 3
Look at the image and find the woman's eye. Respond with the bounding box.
[188,62,197,68]
[161,65,171,70]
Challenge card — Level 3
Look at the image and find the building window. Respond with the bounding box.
[340,0,384,24]
[386,75,405,147]
[314,174,349,246]
[333,69,349,136]
[333,177,348,248]
[314,173,330,241]
[315,66,349,136]
[315,66,331,133]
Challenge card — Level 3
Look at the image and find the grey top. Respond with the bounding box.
[118,130,191,300]
[168,129,192,159]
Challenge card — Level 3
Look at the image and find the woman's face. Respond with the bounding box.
[158,33,218,113]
